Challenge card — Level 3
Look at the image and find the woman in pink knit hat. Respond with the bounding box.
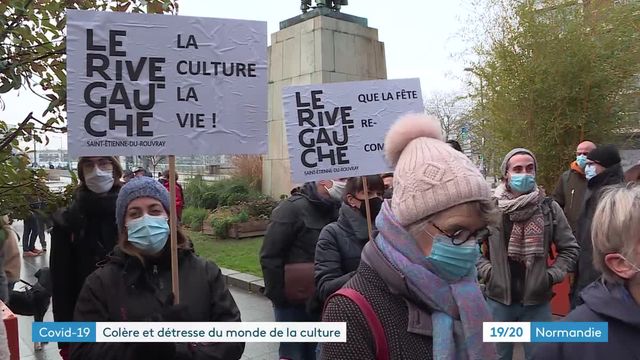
[320,114,498,360]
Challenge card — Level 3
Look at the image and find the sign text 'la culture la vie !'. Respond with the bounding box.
[67,10,268,157]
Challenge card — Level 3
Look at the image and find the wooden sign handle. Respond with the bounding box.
[362,176,373,241]
[168,155,180,304]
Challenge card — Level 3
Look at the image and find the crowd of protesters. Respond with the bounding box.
[1,113,637,360]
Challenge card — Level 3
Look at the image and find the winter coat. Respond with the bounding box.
[0,233,8,303]
[477,196,579,306]
[552,164,587,232]
[260,185,338,307]
[50,186,120,328]
[315,204,369,302]
[159,179,185,221]
[321,241,433,360]
[1,216,20,284]
[534,280,640,360]
[71,246,244,360]
[572,164,624,306]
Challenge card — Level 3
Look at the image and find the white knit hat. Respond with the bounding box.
[385,113,492,226]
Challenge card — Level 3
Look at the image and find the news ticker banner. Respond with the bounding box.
[34,321,608,343]
[483,322,608,343]
[33,322,346,343]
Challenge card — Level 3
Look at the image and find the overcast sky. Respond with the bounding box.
[0,0,478,150]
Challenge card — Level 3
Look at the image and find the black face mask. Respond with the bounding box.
[383,188,393,199]
[357,197,383,224]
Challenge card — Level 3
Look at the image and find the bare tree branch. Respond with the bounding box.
[424,92,470,140]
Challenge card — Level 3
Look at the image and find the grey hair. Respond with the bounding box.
[591,183,640,283]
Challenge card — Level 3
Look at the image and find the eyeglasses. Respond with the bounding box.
[82,158,113,171]
[430,222,490,246]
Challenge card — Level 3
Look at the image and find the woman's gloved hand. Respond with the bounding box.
[146,292,191,322]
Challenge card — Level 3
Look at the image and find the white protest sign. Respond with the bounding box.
[283,78,423,183]
[67,10,268,157]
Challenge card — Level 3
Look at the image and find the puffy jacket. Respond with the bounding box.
[315,204,369,302]
[552,165,587,232]
[534,280,640,360]
[260,184,338,307]
[71,246,244,360]
[572,164,624,306]
[50,186,120,328]
[477,191,579,306]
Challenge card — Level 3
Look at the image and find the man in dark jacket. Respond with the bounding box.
[260,180,340,360]
[571,144,625,308]
[478,148,579,360]
[552,141,596,232]
[534,184,640,360]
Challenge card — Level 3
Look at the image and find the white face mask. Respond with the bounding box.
[84,166,114,194]
[326,180,346,201]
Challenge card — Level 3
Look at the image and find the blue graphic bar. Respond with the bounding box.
[32,322,96,343]
[530,322,608,343]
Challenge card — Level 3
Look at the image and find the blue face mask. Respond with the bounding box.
[126,215,169,254]
[576,155,588,169]
[509,174,536,193]
[426,235,480,280]
[585,164,597,181]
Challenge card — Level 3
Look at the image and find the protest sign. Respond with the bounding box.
[283,78,423,183]
[66,10,268,157]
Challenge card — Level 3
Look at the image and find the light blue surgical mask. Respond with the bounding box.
[585,164,597,181]
[126,215,169,254]
[576,155,588,169]
[426,235,480,280]
[509,174,536,193]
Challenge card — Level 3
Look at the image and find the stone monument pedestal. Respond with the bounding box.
[263,9,387,198]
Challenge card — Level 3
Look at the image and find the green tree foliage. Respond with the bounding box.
[0,0,177,218]
[467,0,640,188]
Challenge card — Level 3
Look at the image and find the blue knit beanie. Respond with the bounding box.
[116,177,170,232]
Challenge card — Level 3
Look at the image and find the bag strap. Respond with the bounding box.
[562,171,571,201]
[542,197,557,260]
[325,288,389,360]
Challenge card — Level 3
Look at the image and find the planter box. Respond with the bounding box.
[228,220,268,239]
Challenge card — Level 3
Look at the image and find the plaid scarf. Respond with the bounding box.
[373,201,497,360]
[496,184,545,267]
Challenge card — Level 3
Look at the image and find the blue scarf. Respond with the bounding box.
[373,201,496,360]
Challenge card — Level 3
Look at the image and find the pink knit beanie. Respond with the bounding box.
[385,113,492,226]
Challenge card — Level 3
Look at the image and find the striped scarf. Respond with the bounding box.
[374,201,497,360]
[496,185,546,267]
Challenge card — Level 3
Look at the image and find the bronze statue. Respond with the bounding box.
[301,0,348,13]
